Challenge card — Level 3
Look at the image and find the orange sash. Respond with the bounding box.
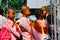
[34,21,48,34]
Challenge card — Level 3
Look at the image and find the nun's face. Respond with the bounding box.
[8,9,15,19]
[24,9,31,16]
[42,7,47,16]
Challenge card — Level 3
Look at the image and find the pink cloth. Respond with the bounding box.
[0,27,11,40]
[32,19,49,40]
[32,27,42,40]
[21,32,31,40]
[16,17,32,40]
[0,19,20,40]
[16,17,30,33]
[37,19,48,28]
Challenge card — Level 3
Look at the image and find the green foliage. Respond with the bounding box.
[0,0,25,13]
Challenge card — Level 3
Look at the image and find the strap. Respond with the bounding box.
[30,21,33,40]
[12,22,15,27]
[11,22,18,38]
[12,22,21,32]
[34,21,42,33]
[19,21,33,40]
[19,24,27,32]
[34,21,48,34]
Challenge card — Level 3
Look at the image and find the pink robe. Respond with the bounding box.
[0,19,20,40]
[32,19,49,40]
[16,17,34,40]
